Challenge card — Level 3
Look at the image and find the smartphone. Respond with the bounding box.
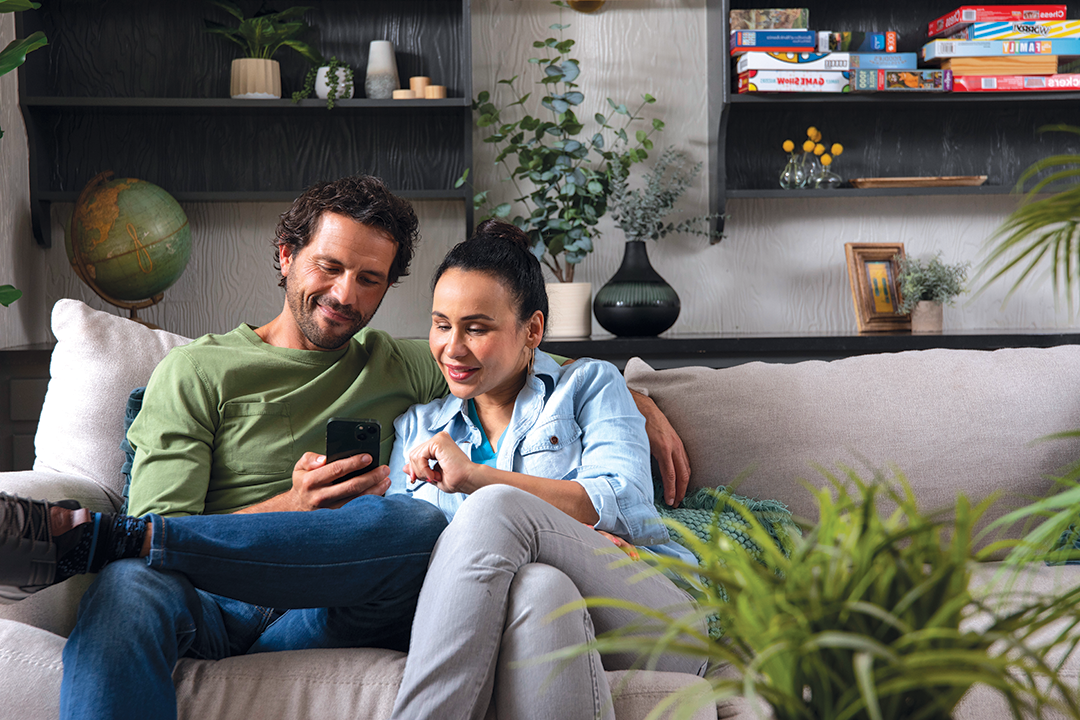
[325,417,382,482]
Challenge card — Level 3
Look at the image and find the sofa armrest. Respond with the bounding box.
[0,471,118,637]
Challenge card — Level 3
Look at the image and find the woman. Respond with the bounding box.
[387,220,704,720]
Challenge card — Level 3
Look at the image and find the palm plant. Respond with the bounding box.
[977,124,1080,308]
[203,1,322,63]
[561,470,1080,720]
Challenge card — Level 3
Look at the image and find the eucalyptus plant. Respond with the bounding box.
[977,124,1080,309]
[608,147,724,245]
[554,470,1080,720]
[459,1,663,283]
[203,1,322,64]
[0,285,21,306]
[0,0,47,140]
[894,252,968,314]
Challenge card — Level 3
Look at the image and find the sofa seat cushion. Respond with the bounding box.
[34,300,191,503]
[624,349,1080,540]
[0,619,64,719]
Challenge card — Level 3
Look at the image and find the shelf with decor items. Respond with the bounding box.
[16,0,472,248]
[705,0,1080,232]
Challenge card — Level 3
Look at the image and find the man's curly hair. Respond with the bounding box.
[273,176,420,288]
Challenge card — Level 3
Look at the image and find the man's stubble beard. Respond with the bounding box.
[285,276,382,350]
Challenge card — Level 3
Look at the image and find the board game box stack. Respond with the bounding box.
[922,5,1080,92]
[731,8,949,93]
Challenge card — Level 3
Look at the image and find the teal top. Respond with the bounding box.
[466,399,499,467]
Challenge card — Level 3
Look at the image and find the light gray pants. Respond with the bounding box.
[390,485,706,720]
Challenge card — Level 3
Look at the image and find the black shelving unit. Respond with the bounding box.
[705,0,1080,233]
[16,0,473,248]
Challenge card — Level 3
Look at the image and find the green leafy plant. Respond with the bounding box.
[561,470,1080,720]
[894,252,969,314]
[976,124,1080,308]
[203,1,322,63]
[291,56,353,109]
[458,0,663,283]
[0,0,47,140]
[608,146,724,245]
[0,285,22,307]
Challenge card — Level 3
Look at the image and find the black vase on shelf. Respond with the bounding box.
[593,240,680,337]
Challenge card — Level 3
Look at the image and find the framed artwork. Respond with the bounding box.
[844,243,910,333]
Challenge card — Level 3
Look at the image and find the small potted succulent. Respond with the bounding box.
[204,1,323,99]
[593,147,723,336]
[895,252,968,333]
[292,56,354,109]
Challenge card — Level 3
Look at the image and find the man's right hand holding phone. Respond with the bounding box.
[237,453,390,514]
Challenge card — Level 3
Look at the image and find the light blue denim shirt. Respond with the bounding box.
[388,352,697,565]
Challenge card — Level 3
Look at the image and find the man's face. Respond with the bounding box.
[279,212,398,351]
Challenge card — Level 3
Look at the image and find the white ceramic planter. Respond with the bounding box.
[315,66,354,100]
[911,300,943,334]
[230,58,281,99]
[545,282,592,338]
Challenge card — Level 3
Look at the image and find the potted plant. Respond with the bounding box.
[203,1,323,99]
[977,124,1080,308]
[292,56,354,109]
[564,471,1080,720]
[459,0,662,337]
[1,0,47,306]
[895,252,968,334]
[593,147,723,336]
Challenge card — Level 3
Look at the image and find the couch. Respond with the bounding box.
[2,298,1079,719]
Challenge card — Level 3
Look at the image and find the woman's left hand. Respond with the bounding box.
[406,431,481,494]
[596,530,640,561]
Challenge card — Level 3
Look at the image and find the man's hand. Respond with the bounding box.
[629,389,690,507]
[237,452,390,513]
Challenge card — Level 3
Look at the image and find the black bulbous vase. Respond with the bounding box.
[592,240,680,336]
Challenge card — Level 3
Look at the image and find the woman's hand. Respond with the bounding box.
[406,431,481,494]
[596,529,640,561]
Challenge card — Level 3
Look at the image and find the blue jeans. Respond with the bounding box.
[59,494,447,720]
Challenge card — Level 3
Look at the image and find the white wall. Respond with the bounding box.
[1,1,1076,348]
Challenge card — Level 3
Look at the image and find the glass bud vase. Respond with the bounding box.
[593,240,680,337]
[779,154,808,189]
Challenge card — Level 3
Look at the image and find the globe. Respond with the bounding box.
[66,173,191,304]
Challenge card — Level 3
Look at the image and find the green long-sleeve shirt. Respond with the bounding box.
[126,324,447,517]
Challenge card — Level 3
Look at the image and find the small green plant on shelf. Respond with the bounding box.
[559,469,1080,720]
[457,0,663,283]
[203,1,322,63]
[608,147,724,245]
[0,0,48,140]
[894,252,968,314]
[977,123,1080,309]
[292,57,354,109]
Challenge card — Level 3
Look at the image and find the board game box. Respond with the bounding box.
[817,31,898,53]
[927,5,1067,38]
[946,20,1080,40]
[730,30,817,55]
[951,72,1080,90]
[852,69,953,91]
[923,38,1080,61]
[737,69,851,93]
[729,8,809,31]
[736,51,918,73]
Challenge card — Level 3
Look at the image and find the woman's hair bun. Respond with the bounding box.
[474,219,531,252]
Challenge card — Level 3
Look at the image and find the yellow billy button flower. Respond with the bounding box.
[783,139,795,152]
[814,143,825,156]
[821,153,833,166]
[806,126,818,140]
[831,143,844,156]
[802,139,815,152]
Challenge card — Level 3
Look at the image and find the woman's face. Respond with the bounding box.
[430,268,543,402]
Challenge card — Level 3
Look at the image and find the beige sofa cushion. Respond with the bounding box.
[34,300,191,503]
[625,348,1080,537]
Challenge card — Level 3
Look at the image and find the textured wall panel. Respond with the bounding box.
[6,1,1080,350]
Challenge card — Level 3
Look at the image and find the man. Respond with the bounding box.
[0,175,690,720]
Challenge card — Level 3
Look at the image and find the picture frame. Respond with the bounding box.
[844,243,910,333]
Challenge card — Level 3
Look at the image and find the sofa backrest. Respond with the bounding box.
[625,348,1080,543]
[34,300,192,504]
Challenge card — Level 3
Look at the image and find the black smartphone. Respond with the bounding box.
[325,417,382,482]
